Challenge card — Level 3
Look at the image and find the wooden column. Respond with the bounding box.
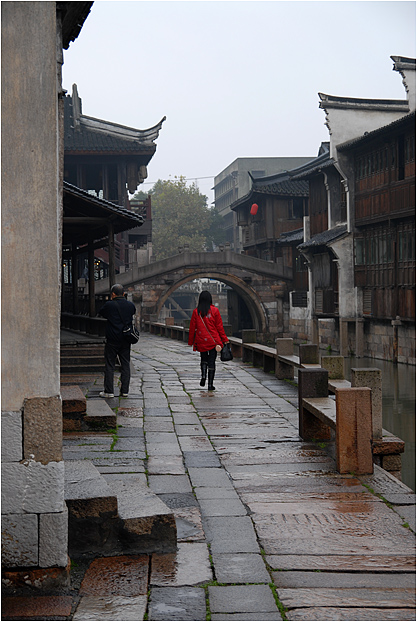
[108,222,116,289]
[88,240,95,317]
[72,245,79,315]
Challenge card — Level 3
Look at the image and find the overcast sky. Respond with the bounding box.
[62,0,416,204]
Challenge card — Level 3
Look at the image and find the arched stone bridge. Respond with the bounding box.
[95,250,292,336]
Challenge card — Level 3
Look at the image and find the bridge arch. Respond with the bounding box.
[156,271,268,333]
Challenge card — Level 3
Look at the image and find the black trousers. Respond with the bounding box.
[200,348,217,369]
[104,341,131,394]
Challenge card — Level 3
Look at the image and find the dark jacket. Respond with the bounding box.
[99,296,136,344]
[188,305,228,352]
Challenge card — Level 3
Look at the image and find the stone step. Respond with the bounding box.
[61,385,87,415]
[84,399,117,429]
[105,477,177,554]
[61,355,104,365]
[64,461,177,558]
[61,344,105,356]
[64,460,119,557]
[60,364,105,374]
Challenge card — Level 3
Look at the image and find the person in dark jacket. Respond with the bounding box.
[188,290,228,391]
[98,283,136,398]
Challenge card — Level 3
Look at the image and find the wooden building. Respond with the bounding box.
[338,111,416,362]
[64,84,164,270]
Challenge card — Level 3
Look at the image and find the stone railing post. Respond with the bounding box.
[275,338,294,379]
[298,368,330,441]
[351,368,382,440]
[335,387,373,474]
[299,344,319,364]
[321,356,345,379]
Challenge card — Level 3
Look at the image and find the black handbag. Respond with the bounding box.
[220,342,233,362]
[115,301,139,344]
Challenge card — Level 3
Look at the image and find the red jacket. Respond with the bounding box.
[188,305,228,352]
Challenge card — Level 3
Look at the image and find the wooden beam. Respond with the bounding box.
[108,222,115,289]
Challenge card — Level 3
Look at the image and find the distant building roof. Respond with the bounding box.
[298,225,348,251]
[276,228,304,246]
[291,145,334,180]
[64,84,165,156]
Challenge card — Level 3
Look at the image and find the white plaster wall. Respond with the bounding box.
[1,3,62,411]
[326,108,408,160]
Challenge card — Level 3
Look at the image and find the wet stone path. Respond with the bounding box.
[4,333,416,621]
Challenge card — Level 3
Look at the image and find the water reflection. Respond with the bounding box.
[345,357,416,491]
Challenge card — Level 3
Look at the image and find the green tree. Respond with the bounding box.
[137,177,223,260]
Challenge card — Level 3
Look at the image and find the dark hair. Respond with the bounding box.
[111,283,124,297]
[197,290,212,317]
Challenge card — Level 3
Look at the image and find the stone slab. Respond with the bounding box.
[175,423,206,436]
[2,595,73,618]
[146,442,183,456]
[148,586,207,621]
[2,460,65,514]
[212,552,270,583]
[193,487,241,501]
[39,508,68,567]
[277,587,415,608]
[151,542,212,586]
[266,554,416,572]
[286,607,416,621]
[272,571,417,588]
[203,516,260,554]
[144,418,175,432]
[80,555,149,596]
[113,436,146,451]
[23,396,63,462]
[198,497,247,517]
[208,584,278,613]
[2,513,38,567]
[148,474,192,494]
[183,451,221,468]
[174,507,205,541]
[211,614,283,621]
[254,505,416,556]
[187,467,234,489]
[178,435,213,451]
[148,455,186,475]
[157,493,199,509]
[73,595,147,621]
[395,505,417,531]
[1,411,22,462]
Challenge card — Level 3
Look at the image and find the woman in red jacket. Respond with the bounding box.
[188,290,229,391]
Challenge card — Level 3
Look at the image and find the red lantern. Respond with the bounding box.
[250,203,259,215]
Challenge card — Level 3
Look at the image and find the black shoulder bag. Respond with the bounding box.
[115,301,140,345]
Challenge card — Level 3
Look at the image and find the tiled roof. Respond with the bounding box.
[291,150,334,180]
[276,228,304,246]
[253,178,309,196]
[64,89,165,154]
[63,182,143,246]
[298,224,348,250]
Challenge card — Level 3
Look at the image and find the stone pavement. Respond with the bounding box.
[2,332,416,621]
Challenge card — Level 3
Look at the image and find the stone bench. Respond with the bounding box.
[298,368,374,475]
[276,338,321,379]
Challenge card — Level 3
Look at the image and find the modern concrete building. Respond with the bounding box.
[214,157,313,251]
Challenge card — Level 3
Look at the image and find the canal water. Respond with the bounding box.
[345,357,416,491]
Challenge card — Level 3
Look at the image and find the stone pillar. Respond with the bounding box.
[335,388,373,474]
[321,356,344,379]
[108,222,115,289]
[298,368,330,441]
[242,329,256,343]
[351,368,382,440]
[275,338,294,379]
[299,344,319,364]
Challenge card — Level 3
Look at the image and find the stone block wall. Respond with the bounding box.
[364,320,416,363]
